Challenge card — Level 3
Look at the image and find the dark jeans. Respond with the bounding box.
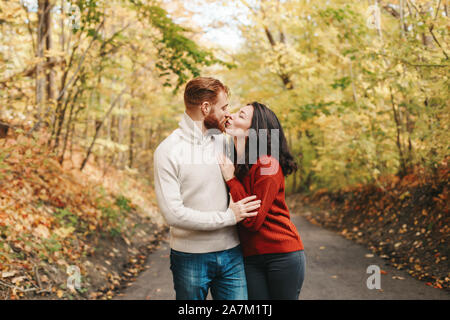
[170,245,247,300]
[244,250,306,300]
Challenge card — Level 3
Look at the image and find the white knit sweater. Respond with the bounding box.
[153,112,239,253]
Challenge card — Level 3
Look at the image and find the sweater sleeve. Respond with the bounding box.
[154,146,236,231]
[226,159,280,232]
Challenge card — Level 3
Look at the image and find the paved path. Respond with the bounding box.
[115,214,449,300]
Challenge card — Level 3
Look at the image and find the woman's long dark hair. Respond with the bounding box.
[233,102,297,181]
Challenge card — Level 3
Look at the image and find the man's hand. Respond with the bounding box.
[229,194,260,223]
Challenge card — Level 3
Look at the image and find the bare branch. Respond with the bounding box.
[435,0,442,20]
[0,58,65,87]
[407,0,449,59]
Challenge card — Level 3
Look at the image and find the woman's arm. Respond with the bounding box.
[226,174,279,232]
[219,154,281,232]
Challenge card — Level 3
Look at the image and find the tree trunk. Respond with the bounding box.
[45,0,54,102]
[288,129,297,193]
[389,88,407,177]
[129,104,136,168]
[0,122,10,139]
[80,87,128,171]
[60,0,65,52]
[263,27,294,90]
[399,0,405,38]
[59,85,83,164]
[405,104,414,169]
[296,130,303,193]
[35,0,54,124]
[115,96,125,169]
[36,0,47,120]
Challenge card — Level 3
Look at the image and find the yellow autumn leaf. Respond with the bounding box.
[33,224,50,239]
[54,226,75,239]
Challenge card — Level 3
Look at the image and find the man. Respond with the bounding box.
[154,77,260,300]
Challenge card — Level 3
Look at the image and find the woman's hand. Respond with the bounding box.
[217,153,235,182]
[229,194,260,223]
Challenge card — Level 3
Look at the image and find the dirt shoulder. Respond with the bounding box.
[0,134,167,300]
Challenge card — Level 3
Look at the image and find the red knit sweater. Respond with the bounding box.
[226,155,304,257]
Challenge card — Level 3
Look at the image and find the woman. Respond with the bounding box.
[218,101,306,300]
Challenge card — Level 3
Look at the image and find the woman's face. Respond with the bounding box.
[225,104,254,137]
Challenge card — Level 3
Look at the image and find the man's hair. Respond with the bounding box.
[184,77,229,109]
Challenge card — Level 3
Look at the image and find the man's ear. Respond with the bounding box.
[201,102,211,116]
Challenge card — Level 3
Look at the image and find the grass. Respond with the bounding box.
[53,208,79,229]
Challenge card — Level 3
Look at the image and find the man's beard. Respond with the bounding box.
[204,111,225,133]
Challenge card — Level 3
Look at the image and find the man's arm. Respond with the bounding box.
[153,147,236,231]
[226,174,279,232]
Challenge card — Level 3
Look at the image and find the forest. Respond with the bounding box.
[0,0,448,299]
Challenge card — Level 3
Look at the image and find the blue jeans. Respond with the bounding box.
[170,245,248,300]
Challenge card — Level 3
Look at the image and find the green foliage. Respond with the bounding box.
[53,208,79,229]
[129,0,232,91]
[331,77,351,90]
[115,195,132,213]
[218,0,449,193]
[0,152,8,180]
[75,0,103,34]
[99,203,126,236]
[1,0,447,197]
[42,235,63,254]
[293,102,334,121]
[1,0,231,184]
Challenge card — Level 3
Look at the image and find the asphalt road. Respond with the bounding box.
[115,214,449,300]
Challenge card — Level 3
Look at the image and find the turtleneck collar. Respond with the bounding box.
[178,111,218,145]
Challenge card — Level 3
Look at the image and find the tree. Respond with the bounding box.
[212,0,449,191]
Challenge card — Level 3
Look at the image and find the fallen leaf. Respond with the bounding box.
[33,224,50,239]
[54,226,75,238]
[123,237,131,246]
[2,271,17,278]
[11,276,26,284]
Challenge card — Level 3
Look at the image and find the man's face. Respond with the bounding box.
[203,90,230,133]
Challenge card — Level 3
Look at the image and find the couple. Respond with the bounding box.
[154,77,305,300]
